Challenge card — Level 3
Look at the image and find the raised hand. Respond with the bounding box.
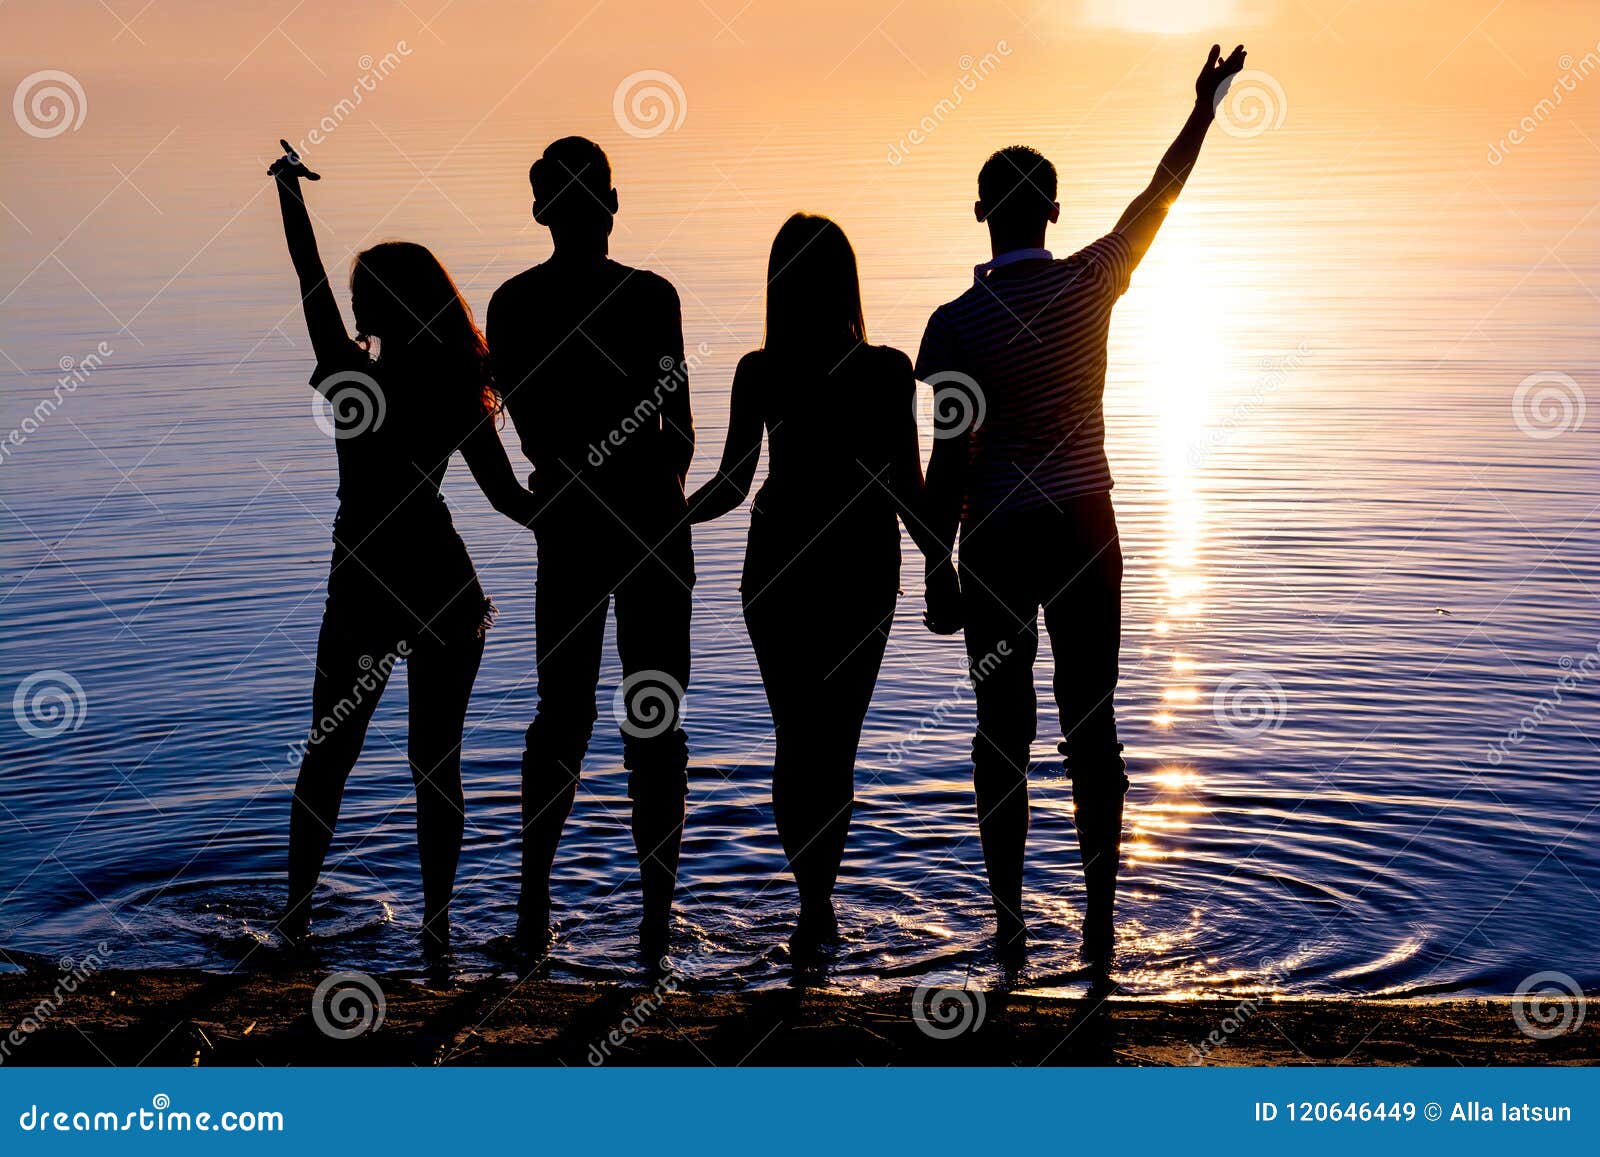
[267,138,321,183]
[1195,43,1247,107]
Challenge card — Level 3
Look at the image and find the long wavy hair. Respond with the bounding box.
[762,213,866,357]
[350,241,498,416]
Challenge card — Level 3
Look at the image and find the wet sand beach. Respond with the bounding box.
[2,968,1594,1067]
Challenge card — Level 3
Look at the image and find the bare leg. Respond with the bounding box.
[772,729,852,949]
[407,632,485,956]
[974,761,1029,954]
[755,638,847,944]
[285,617,393,940]
[1073,780,1126,965]
[751,589,892,954]
[629,787,685,959]
[1043,493,1126,968]
[748,599,840,949]
[517,547,608,952]
[615,536,693,958]
[961,550,1041,962]
[517,773,577,950]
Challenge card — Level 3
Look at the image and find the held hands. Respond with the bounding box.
[924,562,963,636]
[1195,43,1247,109]
[267,138,321,183]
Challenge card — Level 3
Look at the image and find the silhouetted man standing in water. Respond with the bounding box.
[488,137,694,960]
[917,44,1247,975]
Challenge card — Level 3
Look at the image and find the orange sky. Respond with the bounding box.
[3,0,1595,132]
[2,0,1594,347]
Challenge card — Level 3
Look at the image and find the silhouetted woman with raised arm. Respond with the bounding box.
[267,141,539,958]
[688,213,944,956]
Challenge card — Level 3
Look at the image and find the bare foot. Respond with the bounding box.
[994,907,1028,971]
[639,918,671,968]
[276,909,309,948]
[514,919,553,959]
[790,900,840,959]
[1080,910,1115,973]
[421,913,452,962]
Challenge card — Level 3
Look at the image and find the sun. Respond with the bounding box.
[1078,0,1252,36]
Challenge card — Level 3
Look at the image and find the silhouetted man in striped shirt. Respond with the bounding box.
[916,43,1248,978]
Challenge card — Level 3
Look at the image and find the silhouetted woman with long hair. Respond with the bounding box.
[267,141,538,957]
[689,213,942,955]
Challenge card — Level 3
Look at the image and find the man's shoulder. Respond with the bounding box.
[488,265,547,313]
[930,279,999,329]
[488,260,679,317]
[1053,246,1098,275]
[1057,232,1131,273]
[952,256,1103,316]
[606,261,679,305]
[940,284,986,313]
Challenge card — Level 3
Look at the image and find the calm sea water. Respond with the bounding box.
[2,103,1596,996]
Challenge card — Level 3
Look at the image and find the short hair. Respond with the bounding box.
[529,136,613,223]
[977,145,1057,231]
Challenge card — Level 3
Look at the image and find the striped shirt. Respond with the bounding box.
[914,231,1135,519]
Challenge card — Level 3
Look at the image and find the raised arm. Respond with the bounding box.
[460,419,541,528]
[685,354,762,524]
[1114,44,1247,264]
[267,139,352,368]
